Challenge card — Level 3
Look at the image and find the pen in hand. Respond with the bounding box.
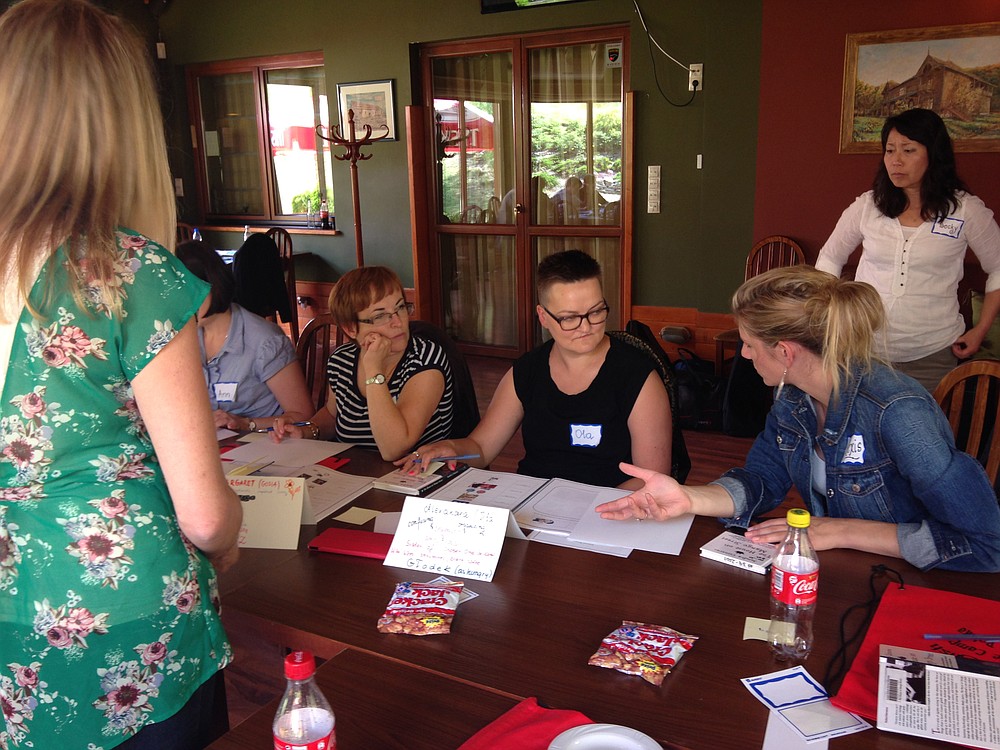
[412,454,480,463]
[255,421,310,433]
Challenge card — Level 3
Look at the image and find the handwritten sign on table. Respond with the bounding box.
[228,476,306,550]
[383,497,509,582]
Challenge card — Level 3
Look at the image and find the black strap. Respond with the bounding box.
[822,564,905,694]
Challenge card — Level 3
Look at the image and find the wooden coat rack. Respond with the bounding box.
[316,109,390,267]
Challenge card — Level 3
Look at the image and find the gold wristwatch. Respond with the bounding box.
[364,373,386,386]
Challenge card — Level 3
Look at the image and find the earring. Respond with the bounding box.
[775,368,787,400]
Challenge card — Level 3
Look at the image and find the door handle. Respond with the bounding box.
[514,202,525,214]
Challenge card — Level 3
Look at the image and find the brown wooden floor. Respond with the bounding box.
[222,354,756,729]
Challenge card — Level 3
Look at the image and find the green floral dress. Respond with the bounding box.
[0,230,231,749]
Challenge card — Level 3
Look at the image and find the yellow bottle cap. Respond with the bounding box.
[786,508,811,528]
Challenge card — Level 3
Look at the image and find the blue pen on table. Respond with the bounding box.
[412,454,480,463]
[923,633,1000,642]
[255,422,310,433]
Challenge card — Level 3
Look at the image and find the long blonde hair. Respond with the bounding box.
[0,0,175,319]
[732,266,885,401]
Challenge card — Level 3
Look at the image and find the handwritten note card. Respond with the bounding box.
[228,476,306,550]
[383,497,509,582]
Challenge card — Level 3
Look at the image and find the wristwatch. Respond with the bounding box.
[248,419,257,432]
[364,373,386,386]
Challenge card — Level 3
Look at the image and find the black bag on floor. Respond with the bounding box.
[721,340,773,437]
[673,348,723,431]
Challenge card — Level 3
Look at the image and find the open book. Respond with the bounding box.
[372,462,470,496]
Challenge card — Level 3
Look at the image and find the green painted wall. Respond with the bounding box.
[157,0,761,312]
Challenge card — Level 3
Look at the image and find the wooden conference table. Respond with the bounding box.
[212,447,995,750]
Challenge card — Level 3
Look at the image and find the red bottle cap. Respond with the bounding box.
[284,650,316,680]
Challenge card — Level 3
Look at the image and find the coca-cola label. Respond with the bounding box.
[771,565,818,606]
[273,731,335,750]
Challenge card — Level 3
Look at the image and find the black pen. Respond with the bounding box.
[413,454,480,463]
[923,633,1000,642]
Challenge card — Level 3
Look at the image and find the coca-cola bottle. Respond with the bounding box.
[273,651,336,750]
[319,197,330,230]
[768,508,818,661]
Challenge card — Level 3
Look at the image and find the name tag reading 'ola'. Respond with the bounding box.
[571,423,602,448]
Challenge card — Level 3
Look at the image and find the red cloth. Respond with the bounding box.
[832,583,1000,720]
[458,697,593,750]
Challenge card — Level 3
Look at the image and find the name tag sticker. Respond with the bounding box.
[842,434,865,464]
[214,382,238,403]
[931,216,963,239]
[570,423,602,447]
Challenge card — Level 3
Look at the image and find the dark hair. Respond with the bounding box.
[176,240,234,316]
[328,266,404,328]
[536,249,602,301]
[872,108,967,221]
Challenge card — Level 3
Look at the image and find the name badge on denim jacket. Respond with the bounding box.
[842,433,865,464]
[932,216,964,239]
[570,423,602,447]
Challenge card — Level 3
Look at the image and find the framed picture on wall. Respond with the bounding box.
[337,79,396,141]
[840,22,1000,154]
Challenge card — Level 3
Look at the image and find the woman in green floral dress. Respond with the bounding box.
[0,1,243,748]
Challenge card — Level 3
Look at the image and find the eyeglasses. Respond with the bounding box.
[357,300,414,326]
[541,301,610,331]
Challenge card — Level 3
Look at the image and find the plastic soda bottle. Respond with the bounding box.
[768,508,819,661]
[319,197,330,230]
[273,651,336,750]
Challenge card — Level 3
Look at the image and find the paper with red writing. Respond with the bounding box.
[383,497,508,582]
[228,476,306,549]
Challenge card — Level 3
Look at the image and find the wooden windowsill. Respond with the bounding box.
[199,224,341,237]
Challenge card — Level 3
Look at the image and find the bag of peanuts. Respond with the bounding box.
[377,581,463,636]
[588,621,697,685]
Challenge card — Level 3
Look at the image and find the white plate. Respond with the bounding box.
[548,723,660,749]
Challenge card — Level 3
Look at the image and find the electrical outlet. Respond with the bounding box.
[688,63,703,92]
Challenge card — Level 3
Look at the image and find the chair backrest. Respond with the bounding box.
[612,325,691,484]
[295,313,345,411]
[265,227,299,342]
[745,235,805,280]
[176,222,194,244]
[409,319,481,439]
[932,359,1000,489]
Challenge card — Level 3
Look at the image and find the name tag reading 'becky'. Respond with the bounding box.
[571,423,602,448]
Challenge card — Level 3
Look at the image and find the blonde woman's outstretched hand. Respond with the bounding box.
[595,463,692,521]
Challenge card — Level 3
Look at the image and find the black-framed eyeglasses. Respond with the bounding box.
[541,301,610,331]
[357,300,414,326]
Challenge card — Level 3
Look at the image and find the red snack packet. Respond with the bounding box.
[588,620,697,685]
[377,581,463,636]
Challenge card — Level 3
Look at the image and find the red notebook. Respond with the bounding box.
[307,528,394,560]
[832,583,1000,720]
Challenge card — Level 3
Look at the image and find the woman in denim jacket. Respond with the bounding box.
[597,267,1000,572]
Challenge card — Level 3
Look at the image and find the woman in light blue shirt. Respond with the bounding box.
[177,241,314,431]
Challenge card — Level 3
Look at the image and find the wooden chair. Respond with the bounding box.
[295,313,345,411]
[266,227,300,343]
[176,222,194,244]
[714,235,806,375]
[409,320,481,439]
[932,358,1000,490]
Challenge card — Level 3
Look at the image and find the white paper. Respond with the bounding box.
[569,496,695,556]
[528,529,632,557]
[216,428,238,441]
[383,497,509,582]
[222,437,349,467]
[742,666,871,743]
[763,711,827,750]
[512,477,622,534]
[429,467,549,510]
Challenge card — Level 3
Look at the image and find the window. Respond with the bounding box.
[186,52,334,224]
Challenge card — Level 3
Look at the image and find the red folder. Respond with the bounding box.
[832,583,1000,720]
[307,528,393,560]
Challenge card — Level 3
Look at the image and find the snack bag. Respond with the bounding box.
[588,620,697,685]
[377,581,463,636]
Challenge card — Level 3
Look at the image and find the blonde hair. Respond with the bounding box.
[732,266,885,401]
[0,0,175,320]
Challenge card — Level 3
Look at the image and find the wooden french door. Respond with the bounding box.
[410,26,631,358]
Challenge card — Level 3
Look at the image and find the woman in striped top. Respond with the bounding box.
[273,267,454,460]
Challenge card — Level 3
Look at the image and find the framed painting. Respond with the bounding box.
[336,79,396,141]
[840,22,1000,153]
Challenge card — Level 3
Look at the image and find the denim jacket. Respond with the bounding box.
[713,364,1000,572]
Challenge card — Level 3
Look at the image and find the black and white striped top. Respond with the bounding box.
[328,333,454,448]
